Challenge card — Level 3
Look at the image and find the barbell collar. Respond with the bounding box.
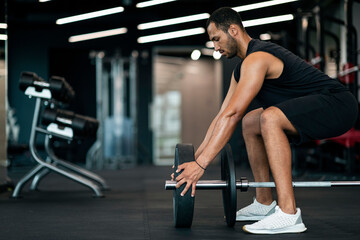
[239,177,249,192]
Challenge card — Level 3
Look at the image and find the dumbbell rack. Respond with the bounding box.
[12,76,108,198]
[29,134,108,191]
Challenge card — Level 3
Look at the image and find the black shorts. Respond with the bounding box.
[273,90,358,145]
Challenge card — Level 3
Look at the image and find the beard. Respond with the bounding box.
[225,34,238,59]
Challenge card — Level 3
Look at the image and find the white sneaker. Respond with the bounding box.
[236,198,277,221]
[243,206,307,234]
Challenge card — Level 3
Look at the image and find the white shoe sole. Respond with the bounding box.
[243,223,307,234]
[236,215,266,221]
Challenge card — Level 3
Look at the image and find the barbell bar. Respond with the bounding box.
[165,179,360,190]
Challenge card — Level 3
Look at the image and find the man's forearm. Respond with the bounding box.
[197,111,241,169]
[195,114,220,160]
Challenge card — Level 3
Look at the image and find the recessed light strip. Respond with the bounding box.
[56,6,124,25]
[136,0,176,8]
[138,27,205,44]
[0,34,7,41]
[243,14,294,27]
[0,23,7,29]
[138,13,293,44]
[137,0,297,30]
[138,13,210,30]
[232,0,298,12]
[69,27,127,43]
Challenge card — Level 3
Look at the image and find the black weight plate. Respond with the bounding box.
[173,144,195,228]
[221,144,237,227]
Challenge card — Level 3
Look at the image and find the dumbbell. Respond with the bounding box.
[19,72,75,103]
[42,108,99,138]
[165,143,360,228]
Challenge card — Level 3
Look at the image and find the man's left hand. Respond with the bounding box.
[175,161,205,197]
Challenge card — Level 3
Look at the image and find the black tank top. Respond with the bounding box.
[233,39,347,107]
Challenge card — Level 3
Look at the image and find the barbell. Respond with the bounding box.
[165,143,360,228]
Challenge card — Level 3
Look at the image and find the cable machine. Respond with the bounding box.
[87,51,138,169]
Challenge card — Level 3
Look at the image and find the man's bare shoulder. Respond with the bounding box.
[242,51,283,79]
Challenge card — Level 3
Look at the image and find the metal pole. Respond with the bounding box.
[130,51,138,165]
[86,52,105,169]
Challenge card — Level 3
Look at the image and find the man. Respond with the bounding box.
[173,7,358,234]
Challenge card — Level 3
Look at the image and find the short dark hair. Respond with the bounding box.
[206,7,244,32]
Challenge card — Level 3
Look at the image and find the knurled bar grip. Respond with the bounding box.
[165,180,360,190]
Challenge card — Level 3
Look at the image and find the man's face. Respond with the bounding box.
[207,22,238,59]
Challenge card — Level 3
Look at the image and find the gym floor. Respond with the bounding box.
[1,165,360,240]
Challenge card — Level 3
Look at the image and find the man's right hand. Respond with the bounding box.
[170,165,175,180]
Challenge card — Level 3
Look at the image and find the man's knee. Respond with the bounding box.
[242,112,254,130]
[242,108,263,135]
[260,107,297,134]
[260,107,282,130]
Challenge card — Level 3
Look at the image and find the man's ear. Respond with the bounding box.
[228,24,239,37]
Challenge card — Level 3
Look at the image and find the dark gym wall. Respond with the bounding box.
[48,48,96,117]
[7,27,49,144]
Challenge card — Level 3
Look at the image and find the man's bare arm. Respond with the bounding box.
[195,53,269,169]
[194,73,238,160]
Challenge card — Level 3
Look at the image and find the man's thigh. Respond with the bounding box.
[273,91,358,144]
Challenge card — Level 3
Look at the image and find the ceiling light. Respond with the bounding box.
[213,51,222,60]
[138,27,205,44]
[205,41,214,48]
[191,50,201,60]
[136,0,176,8]
[260,33,272,40]
[69,27,127,43]
[56,6,124,25]
[138,13,210,30]
[232,0,298,12]
[0,34,7,41]
[243,14,294,27]
[0,23,7,29]
[39,0,52,2]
